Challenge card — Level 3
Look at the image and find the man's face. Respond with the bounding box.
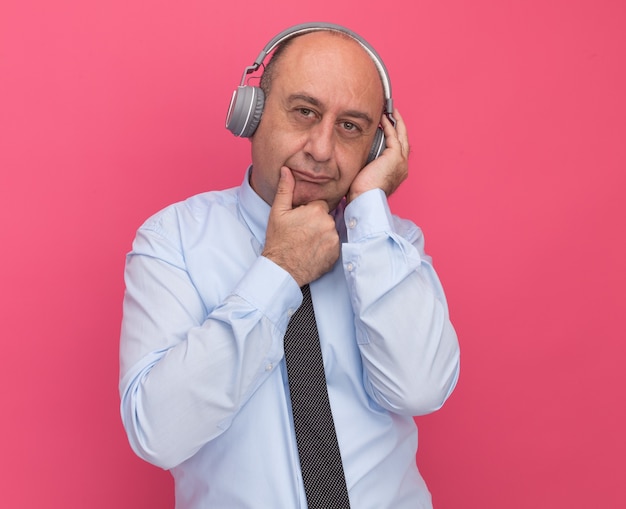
[250,32,384,210]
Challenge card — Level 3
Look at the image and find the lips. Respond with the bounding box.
[290,168,334,183]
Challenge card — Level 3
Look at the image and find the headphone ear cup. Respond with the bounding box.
[366,126,386,163]
[225,86,265,138]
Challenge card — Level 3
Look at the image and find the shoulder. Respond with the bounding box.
[139,187,240,238]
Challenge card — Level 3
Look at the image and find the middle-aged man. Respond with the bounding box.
[120,22,460,509]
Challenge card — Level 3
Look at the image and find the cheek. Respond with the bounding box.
[336,147,368,181]
[337,133,373,166]
[254,120,301,165]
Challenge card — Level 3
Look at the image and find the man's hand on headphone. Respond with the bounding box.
[347,109,410,204]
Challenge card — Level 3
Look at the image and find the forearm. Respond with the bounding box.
[119,251,300,469]
[342,190,460,416]
[352,260,460,415]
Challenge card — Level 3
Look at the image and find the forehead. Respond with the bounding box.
[271,32,384,112]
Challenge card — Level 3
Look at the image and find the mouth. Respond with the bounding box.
[289,168,334,183]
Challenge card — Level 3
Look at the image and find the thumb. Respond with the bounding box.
[271,166,295,212]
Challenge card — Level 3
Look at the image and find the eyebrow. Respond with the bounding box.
[287,94,375,126]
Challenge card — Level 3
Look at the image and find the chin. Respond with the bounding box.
[292,191,324,207]
[293,183,337,207]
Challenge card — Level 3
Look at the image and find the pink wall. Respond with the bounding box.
[1,1,624,507]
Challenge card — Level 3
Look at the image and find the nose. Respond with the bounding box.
[303,118,334,163]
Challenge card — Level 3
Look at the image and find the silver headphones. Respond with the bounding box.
[225,22,394,163]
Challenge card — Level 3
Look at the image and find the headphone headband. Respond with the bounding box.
[238,22,393,115]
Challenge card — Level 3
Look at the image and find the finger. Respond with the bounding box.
[384,108,410,157]
[391,108,405,133]
[306,199,331,214]
[271,166,295,212]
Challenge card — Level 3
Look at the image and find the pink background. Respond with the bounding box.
[1,1,624,507]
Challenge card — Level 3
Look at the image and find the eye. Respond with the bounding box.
[298,108,314,117]
[339,121,363,136]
